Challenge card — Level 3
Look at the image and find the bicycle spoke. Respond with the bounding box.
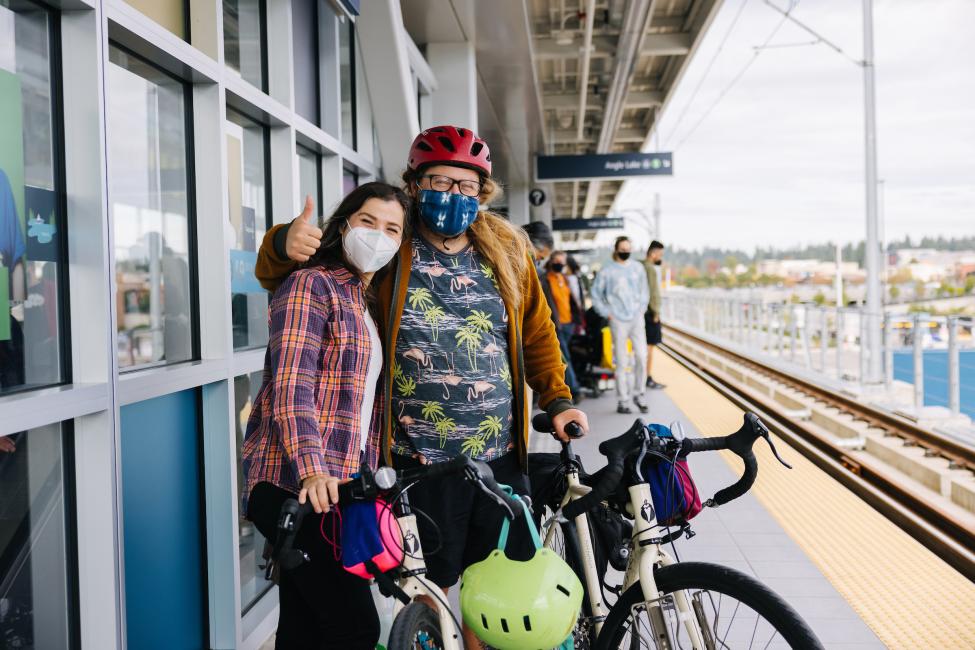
[613,587,797,650]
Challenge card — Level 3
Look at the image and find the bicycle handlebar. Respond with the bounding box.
[272,456,524,573]
[533,411,791,520]
[680,412,791,506]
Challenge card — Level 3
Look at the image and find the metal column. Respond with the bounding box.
[883,312,893,391]
[777,305,785,358]
[859,310,869,384]
[913,313,924,409]
[836,308,844,379]
[948,317,960,415]
[820,307,828,373]
[862,0,884,383]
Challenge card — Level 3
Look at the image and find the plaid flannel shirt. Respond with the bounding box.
[240,265,382,514]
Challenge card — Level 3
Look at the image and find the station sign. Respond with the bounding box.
[536,152,673,182]
[551,217,624,232]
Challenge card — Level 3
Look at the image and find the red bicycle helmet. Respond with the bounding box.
[408,125,492,176]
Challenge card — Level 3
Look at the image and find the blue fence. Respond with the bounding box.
[892,350,975,419]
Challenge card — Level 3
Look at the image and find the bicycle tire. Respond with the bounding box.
[594,562,824,650]
[387,601,445,650]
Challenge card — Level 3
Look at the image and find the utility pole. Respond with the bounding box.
[862,0,883,383]
[761,0,884,382]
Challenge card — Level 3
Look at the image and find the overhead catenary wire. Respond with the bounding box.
[663,0,753,149]
[672,4,796,151]
[761,0,864,67]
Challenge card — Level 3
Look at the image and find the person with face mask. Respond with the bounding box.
[545,250,582,400]
[241,182,409,650]
[590,236,651,414]
[255,126,588,650]
[643,240,667,389]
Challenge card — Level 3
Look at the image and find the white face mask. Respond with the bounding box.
[342,225,400,273]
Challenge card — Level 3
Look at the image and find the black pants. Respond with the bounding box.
[248,482,380,650]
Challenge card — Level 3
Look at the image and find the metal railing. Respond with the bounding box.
[663,292,973,418]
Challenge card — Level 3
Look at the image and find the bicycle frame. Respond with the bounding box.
[391,511,465,650]
[548,469,708,649]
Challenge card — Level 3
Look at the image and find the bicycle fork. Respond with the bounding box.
[394,513,464,650]
[627,483,708,650]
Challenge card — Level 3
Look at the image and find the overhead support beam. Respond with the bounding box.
[543,92,603,110]
[551,127,647,143]
[576,0,596,140]
[533,32,690,60]
[583,0,656,217]
[625,90,664,108]
[544,90,661,110]
[641,32,692,56]
[533,34,616,60]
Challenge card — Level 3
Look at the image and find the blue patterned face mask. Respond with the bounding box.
[417,189,480,237]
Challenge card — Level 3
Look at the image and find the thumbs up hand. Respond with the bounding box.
[286,195,323,262]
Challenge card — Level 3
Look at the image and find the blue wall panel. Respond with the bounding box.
[121,389,206,649]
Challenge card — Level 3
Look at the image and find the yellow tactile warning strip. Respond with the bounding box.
[655,351,975,650]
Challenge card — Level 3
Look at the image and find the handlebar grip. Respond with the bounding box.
[532,412,554,432]
[424,454,471,479]
[532,412,585,439]
[680,435,729,454]
[399,455,470,484]
[563,455,624,520]
[711,449,758,505]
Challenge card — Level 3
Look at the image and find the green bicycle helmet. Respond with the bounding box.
[460,494,583,649]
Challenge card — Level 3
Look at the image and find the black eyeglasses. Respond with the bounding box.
[421,174,483,198]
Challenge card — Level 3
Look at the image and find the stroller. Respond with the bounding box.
[568,308,615,397]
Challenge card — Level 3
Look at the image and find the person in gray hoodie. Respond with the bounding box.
[590,236,650,414]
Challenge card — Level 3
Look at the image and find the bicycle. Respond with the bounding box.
[529,411,826,649]
[269,455,527,650]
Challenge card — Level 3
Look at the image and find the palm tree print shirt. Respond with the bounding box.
[390,234,514,463]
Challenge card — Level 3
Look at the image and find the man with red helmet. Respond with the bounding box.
[256,125,588,648]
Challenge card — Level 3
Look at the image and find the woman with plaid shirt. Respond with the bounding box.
[241,183,410,650]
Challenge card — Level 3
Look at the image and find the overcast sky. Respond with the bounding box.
[614,0,975,252]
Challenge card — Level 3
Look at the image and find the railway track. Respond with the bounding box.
[660,324,975,582]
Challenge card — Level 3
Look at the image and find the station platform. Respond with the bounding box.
[531,351,975,649]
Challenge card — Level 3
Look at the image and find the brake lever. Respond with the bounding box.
[761,431,793,469]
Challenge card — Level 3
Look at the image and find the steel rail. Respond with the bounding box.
[664,324,975,471]
[660,329,975,582]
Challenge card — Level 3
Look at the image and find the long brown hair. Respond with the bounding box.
[402,167,530,308]
[307,181,412,271]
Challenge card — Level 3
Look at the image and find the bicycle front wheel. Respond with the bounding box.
[387,602,445,650]
[594,562,823,650]
[543,516,596,648]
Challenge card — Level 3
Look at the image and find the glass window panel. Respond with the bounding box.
[0,423,72,649]
[234,370,273,612]
[108,46,194,370]
[224,0,265,90]
[338,15,356,149]
[226,109,270,350]
[123,0,186,39]
[0,2,64,394]
[297,145,322,220]
[342,164,358,197]
[291,0,319,124]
